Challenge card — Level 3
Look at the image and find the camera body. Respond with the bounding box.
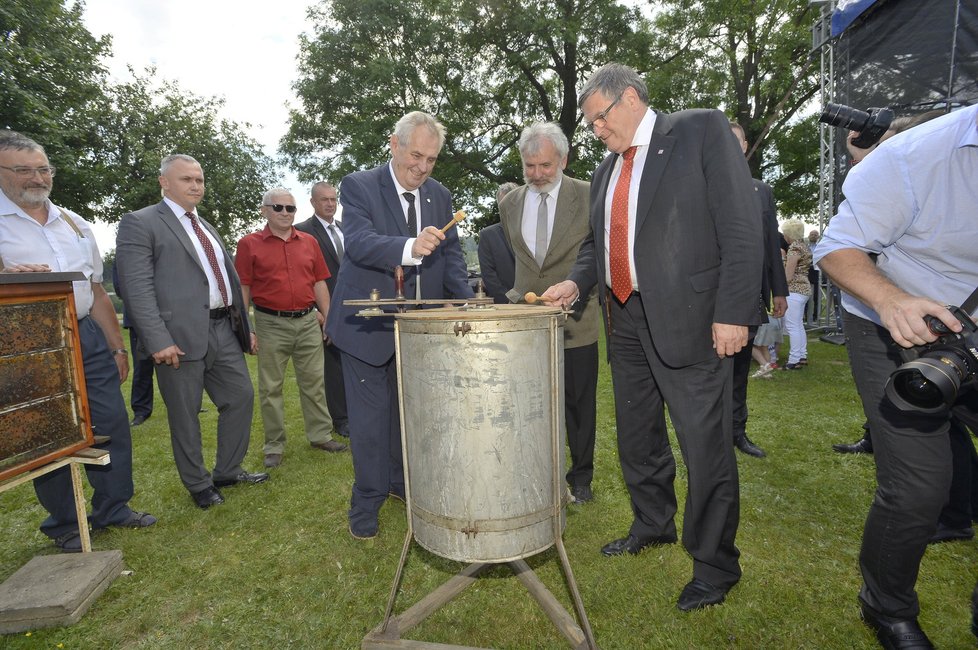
[884,306,978,413]
[819,103,895,149]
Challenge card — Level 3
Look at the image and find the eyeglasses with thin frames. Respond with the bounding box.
[0,165,56,178]
[264,204,297,213]
[584,94,623,134]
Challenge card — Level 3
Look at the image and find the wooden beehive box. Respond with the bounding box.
[0,272,93,482]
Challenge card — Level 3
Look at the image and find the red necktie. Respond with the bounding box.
[610,146,637,303]
[186,212,228,306]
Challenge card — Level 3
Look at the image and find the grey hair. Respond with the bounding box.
[393,111,446,151]
[262,187,294,205]
[781,219,806,242]
[578,63,649,109]
[160,154,201,174]
[0,130,45,155]
[518,122,569,161]
[311,181,336,193]
[496,182,519,202]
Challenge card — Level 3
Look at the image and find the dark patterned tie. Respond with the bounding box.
[186,212,228,306]
[402,192,417,235]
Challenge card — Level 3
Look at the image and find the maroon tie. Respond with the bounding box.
[186,212,228,306]
[609,146,637,303]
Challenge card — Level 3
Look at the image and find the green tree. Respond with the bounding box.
[647,0,820,217]
[0,0,113,216]
[282,0,654,232]
[95,69,278,243]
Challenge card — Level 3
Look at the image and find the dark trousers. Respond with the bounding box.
[128,327,155,418]
[34,317,135,538]
[565,342,598,488]
[608,294,741,589]
[341,351,403,529]
[323,341,348,430]
[939,418,978,529]
[842,310,978,619]
[731,331,757,438]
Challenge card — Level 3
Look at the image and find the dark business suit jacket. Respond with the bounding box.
[476,222,515,304]
[569,109,762,367]
[325,163,473,366]
[116,201,250,359]
[755,179,789,313]
[295,216,342,294]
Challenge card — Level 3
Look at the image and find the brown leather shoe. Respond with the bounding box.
[311,440,348,452]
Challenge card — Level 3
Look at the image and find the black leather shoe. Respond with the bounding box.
[833,437,874,454]
[929,523,975,544]
[677,578,728,611]
[191,486,224,509]
[571,485,594,503]
[336,423,351,438]
[860,604,934,649]
[601,533,677,556]
[734,434,766,458]
[130,414,149,427]
[213,471,270,488]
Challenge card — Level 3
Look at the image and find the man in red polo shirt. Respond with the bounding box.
[235,188,347,468]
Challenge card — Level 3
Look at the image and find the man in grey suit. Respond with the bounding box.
[326,111,473,539]
[295,181,349,438]
[498,122,600,504]
[542,64,761,611]
[116,154,268,509]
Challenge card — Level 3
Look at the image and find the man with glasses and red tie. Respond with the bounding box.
[235,188,347,470]
[116,154,268,510]
[541,63,761,611]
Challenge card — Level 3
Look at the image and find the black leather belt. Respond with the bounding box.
[209,307,230,319]
[254,304,315,318]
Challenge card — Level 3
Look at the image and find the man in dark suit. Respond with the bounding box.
[326,111,473,540]
[295,181,350,438]
[728,122,788,458]
[477,183,518,303]
[116,154,268,510]
[542,63,761,611]
[112,264,155,427]
[498,122,600,503]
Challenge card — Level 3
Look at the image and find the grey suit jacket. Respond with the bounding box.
[116,201,249,361]
[569,109,762,367]
[499,175,599,348]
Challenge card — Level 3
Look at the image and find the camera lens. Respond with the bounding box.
[885,356,966,413]
[818,103,872,132]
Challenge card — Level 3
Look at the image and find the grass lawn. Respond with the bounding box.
[2,333,977,648]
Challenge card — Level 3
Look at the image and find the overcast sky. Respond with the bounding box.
[81,0,317,253]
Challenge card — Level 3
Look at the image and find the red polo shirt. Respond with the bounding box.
[235,226,331,311]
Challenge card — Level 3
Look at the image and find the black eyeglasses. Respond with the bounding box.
[0,165,57,178]
[264,204,297,213]
[584,94,623,133]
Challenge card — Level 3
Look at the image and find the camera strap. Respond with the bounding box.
[961,286,978,317]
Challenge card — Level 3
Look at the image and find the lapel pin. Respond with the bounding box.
[426,198,431,203]
[658,149,664,154]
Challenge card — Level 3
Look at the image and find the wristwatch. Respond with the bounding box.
[111,348,127,357]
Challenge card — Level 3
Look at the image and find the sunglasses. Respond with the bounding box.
[264,204,297,213]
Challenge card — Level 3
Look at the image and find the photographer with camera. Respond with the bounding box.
[814,104,978,649]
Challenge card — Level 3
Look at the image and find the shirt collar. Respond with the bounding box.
[632,108,657,148]
[0,189,60,225]
[388,162,418,198]
[259,224,298,240]
[163,196,195,218]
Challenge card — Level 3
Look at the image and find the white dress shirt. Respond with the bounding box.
[521,179,562,262]
[388,163,423,266]
[603,108,658,292]
[0,190,101,319]
[163,197,233,308]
